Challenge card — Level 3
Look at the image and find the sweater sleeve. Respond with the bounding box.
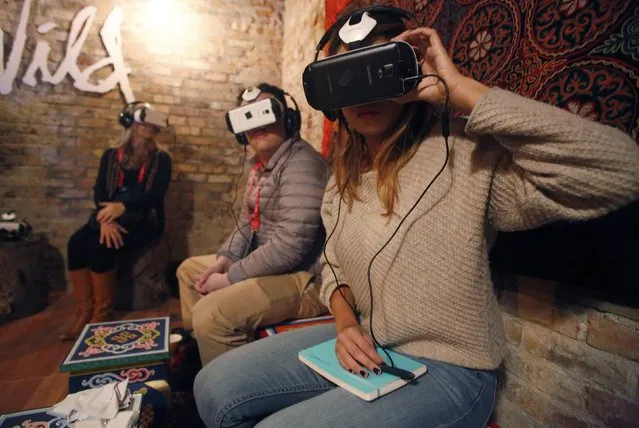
[465,88,639,231]
[122,152,172,211]
[318,181,350,312]
[226,150,329,284]
[93,149,112,207]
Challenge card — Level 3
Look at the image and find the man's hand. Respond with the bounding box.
[194,273,231,295]
[194,256,232,290]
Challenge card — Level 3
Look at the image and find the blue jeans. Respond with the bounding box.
[194,324,497,428]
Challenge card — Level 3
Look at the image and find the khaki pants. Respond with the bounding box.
[177,254,327,365]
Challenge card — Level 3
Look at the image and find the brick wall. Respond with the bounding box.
[494,274,639,427]
[281,0,325,151]
[0,0,284,288]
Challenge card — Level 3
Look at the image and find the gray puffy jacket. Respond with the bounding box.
[218,137,328,284]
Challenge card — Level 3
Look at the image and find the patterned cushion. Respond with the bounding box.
[255,314,335,339]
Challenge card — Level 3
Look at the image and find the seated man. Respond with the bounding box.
[178,83,328,365]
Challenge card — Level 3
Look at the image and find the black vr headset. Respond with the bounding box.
[225,85,302,145]
[302,6,421,121]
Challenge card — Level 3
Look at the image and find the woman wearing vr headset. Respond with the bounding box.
[177,83,328,365]
[194,6,639,428]
[60,102,172,341]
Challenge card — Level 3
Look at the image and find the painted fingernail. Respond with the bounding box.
[359,370,368,378]
[373,368,381,375]
[348,368,353,373]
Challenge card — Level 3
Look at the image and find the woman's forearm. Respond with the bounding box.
[330,285,358,331]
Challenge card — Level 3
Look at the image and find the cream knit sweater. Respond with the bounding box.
[319,88,639,370]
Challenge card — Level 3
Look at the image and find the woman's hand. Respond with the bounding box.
[99,222,128,249]
[392,27,489,115]
[330,286,383,377]
[335,319,384,377]
[96,202,126,223]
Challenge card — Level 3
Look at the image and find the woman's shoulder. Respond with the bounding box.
[157,149,171,159]
[155,150,172,164]
[99,147,117,163]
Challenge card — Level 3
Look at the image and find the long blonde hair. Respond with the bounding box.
[328,9,438,216]
[114,125,168,169]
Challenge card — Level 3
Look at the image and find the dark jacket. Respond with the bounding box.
[93,148,172,235]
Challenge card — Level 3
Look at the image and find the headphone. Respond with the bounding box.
[118,101,152,129]
[235,84,302,146]
[313,6,419,122]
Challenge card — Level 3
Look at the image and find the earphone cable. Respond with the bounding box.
[367,74,451,367]
[226,145,251,258]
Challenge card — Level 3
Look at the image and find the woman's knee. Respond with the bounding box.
[67,227,92,270]
[67,226,92,253]
[193,362,222,426]
[67,230,82,253]
[87,240,116,273]
[194,352,251,427]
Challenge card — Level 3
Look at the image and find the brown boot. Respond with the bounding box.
[60,268,93,341]
[90,269,117,323]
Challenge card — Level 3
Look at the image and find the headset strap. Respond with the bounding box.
[246,161,265,232]
[314,6,418,60]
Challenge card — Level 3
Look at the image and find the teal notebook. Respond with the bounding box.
[298,338,428,401]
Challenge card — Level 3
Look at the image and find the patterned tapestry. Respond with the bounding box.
[322,0,639,155]
[323,0,639,304]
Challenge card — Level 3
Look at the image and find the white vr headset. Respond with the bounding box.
[133,108,168,128]
[225,87,285,135]
[119,102,168,129]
